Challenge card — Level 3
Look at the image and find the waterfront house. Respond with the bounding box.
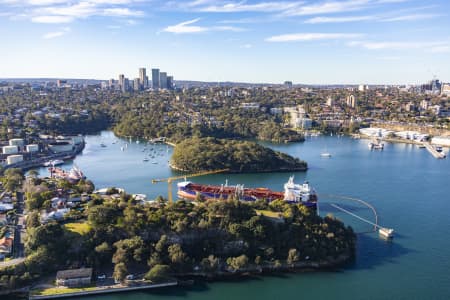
[56,268,93,287]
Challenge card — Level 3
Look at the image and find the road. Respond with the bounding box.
[13,191,25,258]
[0,257,25,268]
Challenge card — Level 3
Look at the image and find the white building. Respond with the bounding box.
[26,144,39,152]
[431,136,450,147]
[7,154,23,165]
[2,146,18,155]
[9,138,24,147]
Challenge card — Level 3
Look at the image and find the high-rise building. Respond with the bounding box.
[152,68,160,89]
[160,72,167,89]
[346,95,357,108]
[123,78,130,92]
[118,74,125,90]
[139,68,147,89]
[134,78,140,91]
[326,97,334,107]
[167,76,174,90]
[108,79,115,89]
[284,81,293,89]
[441,83,450,96]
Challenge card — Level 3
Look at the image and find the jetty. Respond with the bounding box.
[330,203,394,239]
[422,142,446,159]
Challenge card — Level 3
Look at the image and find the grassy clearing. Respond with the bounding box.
[64,222,91,235]
[32,286,98,296]
[255,210,283,219]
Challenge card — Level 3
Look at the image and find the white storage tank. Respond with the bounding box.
[7,154,23,165]
[26,144,39,153]
[9,138,25,147]
[48,141,73,153]
[3,145,19,155]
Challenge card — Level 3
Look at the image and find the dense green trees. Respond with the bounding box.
[171,137,307,172]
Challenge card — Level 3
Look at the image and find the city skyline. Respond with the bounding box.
[1,0,450,84]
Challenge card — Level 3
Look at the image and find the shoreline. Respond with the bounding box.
[168,163,307,173]
[4,142,85,171]
[26,254,352,299]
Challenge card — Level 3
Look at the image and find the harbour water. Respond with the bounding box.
[37,131,450,300]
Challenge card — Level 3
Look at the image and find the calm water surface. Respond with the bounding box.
[37,131,450,300]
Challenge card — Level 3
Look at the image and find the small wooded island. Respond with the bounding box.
[170,137,308,173]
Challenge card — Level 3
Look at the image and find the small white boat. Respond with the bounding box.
[369,140,384,150]
[44,159,64,167]
[143,158,149,162]
[120,146,124,151]
[379,227,394,239]
[320,152,332,158]
[100,143,107,148]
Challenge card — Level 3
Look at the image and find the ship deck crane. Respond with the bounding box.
[152,169,229,202]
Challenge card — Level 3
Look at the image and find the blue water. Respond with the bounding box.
[38,131,450,300]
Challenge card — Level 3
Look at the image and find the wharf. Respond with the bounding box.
[29,281,178,300]
[423,142,446,159]
[4,142,85,171]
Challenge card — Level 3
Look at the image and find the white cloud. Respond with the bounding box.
[348,40,450,51]
[171,1,304,13]
[3,0,146,24]
[199,2,303,13]
[32,15,74,23]
[381,13,441,22]
[429,46,450,53]
[164,18,208,33]
[284,0,408,16]
[285,0,371,16]
[240,43,253,48]
[266,32,363,42]
[163,18,244,34]
[304,12,442,24]
[102,8,144,17]
[27,0,68,5]
[43,26,70,39]
[304,15,374,23]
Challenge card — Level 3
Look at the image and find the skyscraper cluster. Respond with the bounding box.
[107,67,174,92]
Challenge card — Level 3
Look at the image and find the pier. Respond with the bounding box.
[320,193,394,238]
[422,142,446,159]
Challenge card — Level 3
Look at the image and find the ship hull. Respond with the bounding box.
[177,183,317,208]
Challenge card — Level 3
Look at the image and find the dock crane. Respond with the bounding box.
[151,169,229,202]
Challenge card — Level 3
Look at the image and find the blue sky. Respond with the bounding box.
[0,0,449,84]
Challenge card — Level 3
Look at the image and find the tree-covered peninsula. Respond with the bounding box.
[170,137,307,173]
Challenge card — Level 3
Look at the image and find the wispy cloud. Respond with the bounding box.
[240,43,253,48]
[284,0,406,16]
[348,40,450,51]
[381,13,441,22]
[304,15,374,23]
[43,26,70,39]
[304,12,442,24]
[4,0,145,24]
[32,15,74,23]
[170,1,304,13]
[266,32,363,42]
[163,18,244,34]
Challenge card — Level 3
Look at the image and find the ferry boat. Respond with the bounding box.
[48,165,85,183]
[177,176,317,208]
